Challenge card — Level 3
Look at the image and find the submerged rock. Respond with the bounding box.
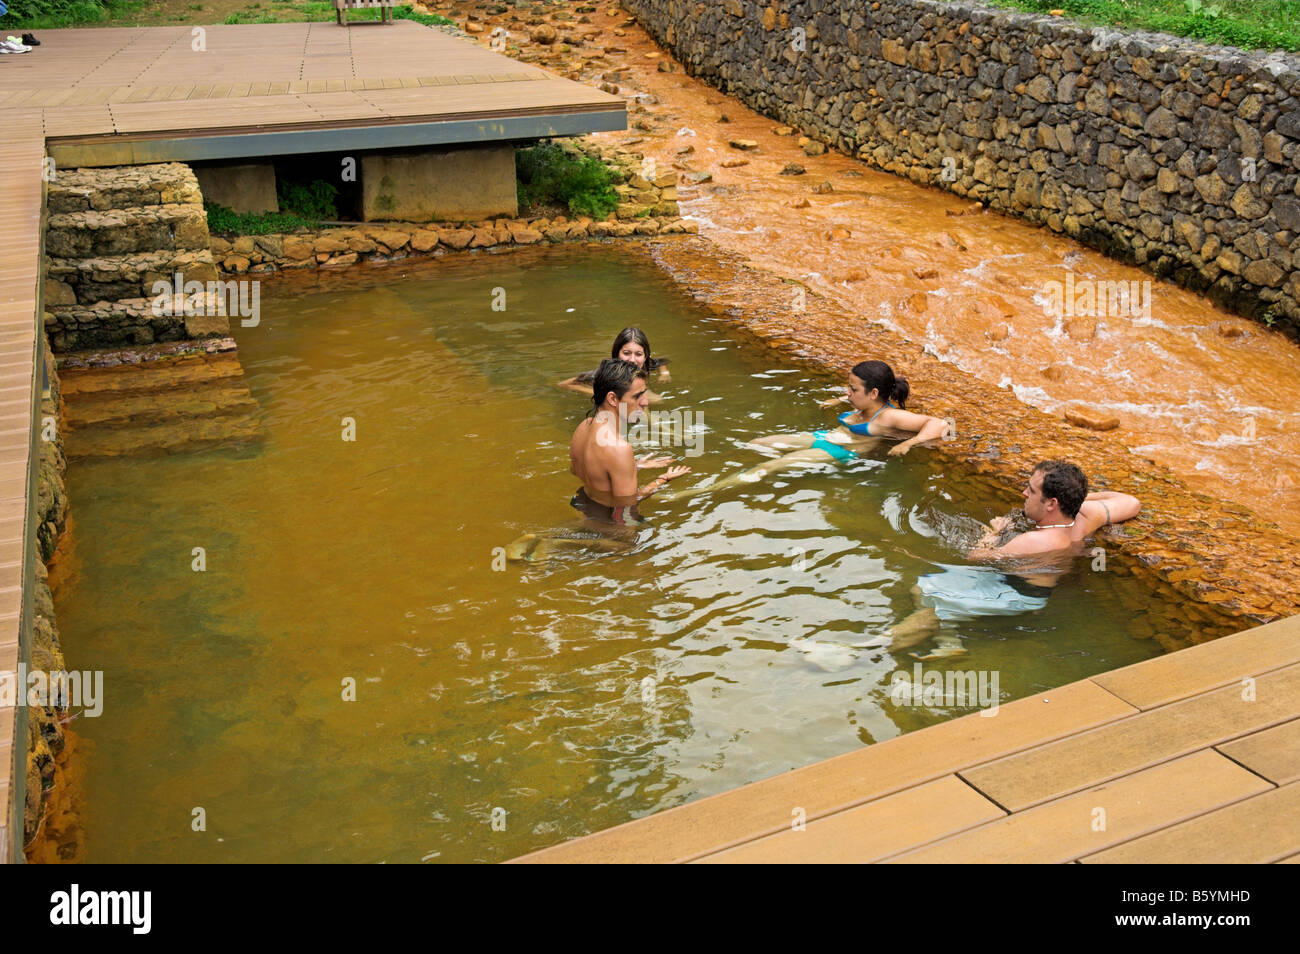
[1065,407,1120,431]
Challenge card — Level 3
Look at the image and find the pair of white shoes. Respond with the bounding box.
[1,36,32,54]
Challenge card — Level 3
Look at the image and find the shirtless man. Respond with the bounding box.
[968,459,1141,562]
[507,360,689,561]
[888,459,1141,658]
[568,358,691,523]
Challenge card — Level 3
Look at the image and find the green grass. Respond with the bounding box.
[1,0,454,28]
[516,143,621,220]
[978,0,1300,51]
[204,176,339,235]
[1,0,146,30]
[204,202,324,234]
[220,3,453,24]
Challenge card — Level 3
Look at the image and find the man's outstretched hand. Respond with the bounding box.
[636,455,676,469]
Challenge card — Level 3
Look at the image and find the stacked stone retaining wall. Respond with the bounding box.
[621,0,1300,332]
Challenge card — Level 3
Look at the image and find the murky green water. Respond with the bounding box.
[46,245,1230,862]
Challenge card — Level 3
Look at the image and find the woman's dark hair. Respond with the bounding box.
[589,358,647,416]
[611,327,668,373]
[1033,460,1089,518]
[851,359,909,409]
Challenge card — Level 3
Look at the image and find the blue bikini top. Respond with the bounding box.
[839,402,895,436]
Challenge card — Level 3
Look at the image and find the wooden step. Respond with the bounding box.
[1093,615,1300,710]
[961,663,1300,812]
[695,775,1004,864]
[1216,717,1300,785]
[1080,782,1300,864]
[887,749,1270,863]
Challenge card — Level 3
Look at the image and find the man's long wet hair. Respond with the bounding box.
[611,327,668,373]
[1034,459,1089,518]
[589,358,647,417]
[851,359,909,409]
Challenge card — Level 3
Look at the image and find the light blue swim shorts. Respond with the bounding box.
[916,563,1050,621]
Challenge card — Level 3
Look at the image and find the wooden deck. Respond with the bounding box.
[0,21,622,861]
[0,23,624,163]
[513,614,1300,863]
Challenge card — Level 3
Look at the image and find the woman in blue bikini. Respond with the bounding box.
[666,360,949,499]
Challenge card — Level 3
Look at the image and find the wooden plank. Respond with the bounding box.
[1093,615,1300,710]
[1217,717,1300,785]
[512,679,1135,863]
[888,750,1272,863]
[962,663,1300,812]
[696,775,1005,864]
[1081,783,1300,864]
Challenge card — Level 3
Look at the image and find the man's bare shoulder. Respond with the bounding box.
[1002,528,1074,557]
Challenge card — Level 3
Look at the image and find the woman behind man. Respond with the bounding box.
[558,327,671,403]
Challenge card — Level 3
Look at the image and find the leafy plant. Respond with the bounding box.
[277,178,339,220]
[203,178,339,235]
[203,201,323,236]
[1183,0,1223,18]
[0,0,140,29]
[516,143,619,219]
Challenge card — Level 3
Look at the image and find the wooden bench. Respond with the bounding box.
[334,0,395,26]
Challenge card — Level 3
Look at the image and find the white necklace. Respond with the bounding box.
[1037,519,1076,529]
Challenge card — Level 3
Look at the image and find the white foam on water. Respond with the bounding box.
[1192,431,1264,449]
[1011,382,1053,405]
[1092,399,1209,421]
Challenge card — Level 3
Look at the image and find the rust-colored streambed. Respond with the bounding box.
[451,0,1300,539]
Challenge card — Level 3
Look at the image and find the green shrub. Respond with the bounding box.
[278,178,339,220]
[295,2,454,24]
[0,0,452,27]
[0,0,123,28]
[516,143,620,219]
[204,177,339,235]
[203,201,324,236]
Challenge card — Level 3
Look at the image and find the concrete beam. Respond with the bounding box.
[193,163,278,214]
[361,146,518,222]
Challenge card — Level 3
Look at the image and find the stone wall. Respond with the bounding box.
[209,212,697,273]
[44,164,227,352]
[621,0,1300,332]
[26,334,69,844]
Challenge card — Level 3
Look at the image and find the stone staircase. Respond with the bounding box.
[43,163,225,352]
[56,339,264,460]
[43,162,264,458]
